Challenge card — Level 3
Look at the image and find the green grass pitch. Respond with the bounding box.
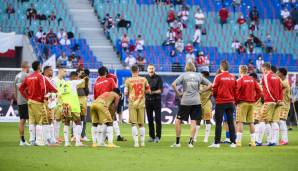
[0,123,298,171]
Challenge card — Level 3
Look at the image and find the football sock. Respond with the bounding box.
[254,123,260,142]
[271,122,279,144]
[36,125,43,144]
[194,125,200,140]
[107,126,114,144]
[132,126,138,145]
[204,124,211,141]
[176,137,180,144]
[259,122,266,143]
[21,136,25,142]
[265,123,271,144]
[42,125,49,144]
[226,131,230,139]
[279,120,288,142]
[29,124,36,142]
[97,125,103,144]
[91,126,97,144]
[113,121,121,137]
[63,125,69,143]
[75,124,82,144]
[50,124,56,143]
[140,127,145,144]
[54,121,61,140]
[250,133,256,142]
[236,132,242,143]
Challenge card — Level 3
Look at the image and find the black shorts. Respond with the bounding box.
[177,105,202,121]
[18,104,29,120]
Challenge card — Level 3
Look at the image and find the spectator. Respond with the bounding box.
[290,7,298,25]
[232,0,241,13]
[66,56,74,68]
[237,14,246,30]
[256,56,264,73]
[46,28,58,44]
[135,35,144,53]
[249,21,258,33]
[263,34,274,53]
[117,15,131,31]
[124,53,136,69]
[196,51,210,72]
[167,7,176,25]
[175,38,184,52]
[194,8,205,28]
[219,6,229,27]
[170,49,177,58]
[35,27,43,40]
[245,35,255,54]
[40,32,47,44]
[115,13,121,26]
[185,43,194,53]
[136,54,146,71]
[238,43,246,54]
[193,25,201,47]
[231,39,241,53]
[177,5,189,24]
[48,11,56,25]
[281,8,290,21]
[247,59,256,74]
[284,17,295,30]
[249,6,259,26]
[57,28,66,40]
[26,3,37,24]
[163,28,176,46]
[57,52,68,67]
[6,4,15,19]
[60,34,71,46]
[121,33,129,51]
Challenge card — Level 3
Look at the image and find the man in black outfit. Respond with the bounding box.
[145,64,163,143]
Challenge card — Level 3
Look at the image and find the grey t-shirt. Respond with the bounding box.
[173,72,211,105]
[14,71,28,105]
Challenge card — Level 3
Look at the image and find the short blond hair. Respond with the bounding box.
[239,65,248,74]
[185,62,196,72]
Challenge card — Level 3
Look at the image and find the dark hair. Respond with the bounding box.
[220,60,229,71]
[249,72,258,80]
[278,68,287,76]
[32,61,40,71]
[131,65,139,73]
[84,69,90,76]
[271,65,277,73]
[70,71,78,77]
[98,66,108,76]
[112,88,121,96]
[201,71,210,78]
[43,65,52,73]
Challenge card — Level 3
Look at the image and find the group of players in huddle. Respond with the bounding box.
[16,59,290,148]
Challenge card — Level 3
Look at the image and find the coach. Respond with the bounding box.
[209,60,237,148]
[14,61,30,146]
[145,64,163,143]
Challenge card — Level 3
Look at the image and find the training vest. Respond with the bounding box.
[60,81,81,113]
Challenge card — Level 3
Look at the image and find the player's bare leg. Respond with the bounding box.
[188,120,196,148]
[193,120,201,142]
[19,119,29,146]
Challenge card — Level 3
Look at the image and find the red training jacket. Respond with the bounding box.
[212,71,237,104]
[19,71,57,102]
[261,71,283,103]
[236,75,262,103]
[107,73,118,86]
[94,77,116,100]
